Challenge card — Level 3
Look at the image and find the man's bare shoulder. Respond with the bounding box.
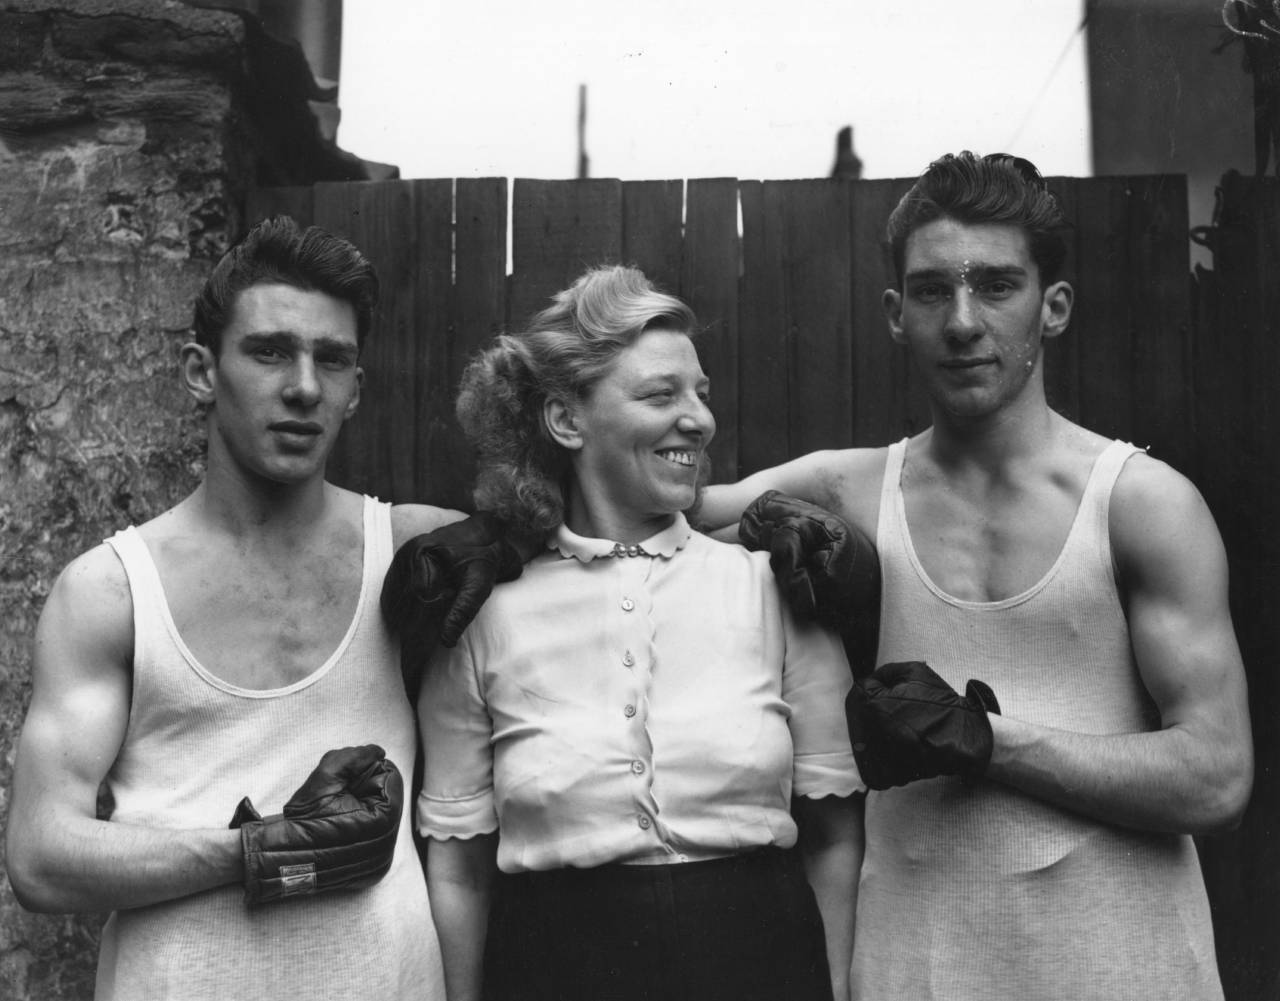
[39,541,134,674]
[390,503,468,548]
[800,446,890,533]
[1111,450,1212,537]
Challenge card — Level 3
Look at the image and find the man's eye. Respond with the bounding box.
[983,280,1015,297]
[253,347,286,360]
[912,285,947,303]
[319,355,354,370]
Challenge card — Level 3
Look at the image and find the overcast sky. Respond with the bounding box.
[338,0,1091,182]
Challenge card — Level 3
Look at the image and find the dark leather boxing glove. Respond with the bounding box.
[739,490,881,676]
[230,744,404,907]
[381,512,526,652]
[846,660,1001,790]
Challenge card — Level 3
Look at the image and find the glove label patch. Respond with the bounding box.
[279,863,317,897]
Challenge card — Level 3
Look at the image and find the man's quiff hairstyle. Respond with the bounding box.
[192,216,380,353]
[886,151,1069,288]
[455,265,699,536]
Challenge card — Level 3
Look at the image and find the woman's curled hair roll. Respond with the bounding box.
[455,265,697,536]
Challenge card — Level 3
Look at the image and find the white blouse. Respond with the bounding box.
[417,514,862,873]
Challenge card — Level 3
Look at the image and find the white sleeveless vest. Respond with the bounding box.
[95,496,444,1001]
[851,439,1223,1001]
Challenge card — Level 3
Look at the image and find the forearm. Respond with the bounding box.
[427,836,496,1001]
[797,795,863,1001]
[7,813,242,913]
[987,714,1251,835]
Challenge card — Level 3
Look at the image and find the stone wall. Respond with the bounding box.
[0,3,370,996]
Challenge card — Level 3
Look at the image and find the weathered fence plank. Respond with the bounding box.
[443,178,510,510]
[849,178,925,446]
[777,179,854,456]
[738,180,792,475]
[509,178,622,328]
[682,178,741,482]
[622,179,683,294]
[1125,175,1194,476]
[1065,175,1134,443]
[406,179,455,506]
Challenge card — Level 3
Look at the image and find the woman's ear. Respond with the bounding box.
[181,341,217,406]
[544,396,584,450]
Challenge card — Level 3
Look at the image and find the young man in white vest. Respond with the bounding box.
[5,218,510,999]
[699,152,1253,1000]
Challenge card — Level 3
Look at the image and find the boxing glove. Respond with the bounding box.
[230,744,404,906]
[846,660,1001,789]
[739,490,881,676]
[381,512,526,652]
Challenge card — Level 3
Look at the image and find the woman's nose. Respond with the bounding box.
[677,395,716,438]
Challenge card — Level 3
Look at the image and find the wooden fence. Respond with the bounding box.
[246,175,1195,509]
[247,174,1278,1000]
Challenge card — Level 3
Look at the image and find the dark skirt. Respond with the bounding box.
[482,847,833,1001]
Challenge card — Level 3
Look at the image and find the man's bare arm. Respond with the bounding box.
[5,546,242,913]
[696,449,882,537]
[391,503,468,549]
[986,458,1253,834]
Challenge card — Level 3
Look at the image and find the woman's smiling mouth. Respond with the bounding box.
[657,449,697,467]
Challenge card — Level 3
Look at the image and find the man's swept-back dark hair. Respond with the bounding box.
[886,151,1069,289]
[192,216,380,353]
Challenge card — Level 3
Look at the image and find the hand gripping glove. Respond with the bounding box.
[229,744,404,907]
[381,512,526,651]
[846,660,1001,790]
[738,490,881,676]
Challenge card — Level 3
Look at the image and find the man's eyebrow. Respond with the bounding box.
[240,331,357,357]
[312,337,359,358]
[904,264,1029,282]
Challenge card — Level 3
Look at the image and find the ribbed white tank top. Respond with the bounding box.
[94,496,444,1000]
[851,439,1223,1001]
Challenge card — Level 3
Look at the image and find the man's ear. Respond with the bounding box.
[344,366,364,421]
[180,342,217,405]
[1041,280,1073,341]
[544,396,583,450]
[883,288,906,345]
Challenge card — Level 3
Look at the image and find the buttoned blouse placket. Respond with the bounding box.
[612,550,672,854]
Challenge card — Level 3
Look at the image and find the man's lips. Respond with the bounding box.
[940,357,996,370]
[270,421,323,435]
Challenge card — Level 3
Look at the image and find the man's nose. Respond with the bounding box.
[283,356,321,405]
[943,289,984,343]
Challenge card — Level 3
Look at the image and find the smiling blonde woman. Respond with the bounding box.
[414,265,864,1001]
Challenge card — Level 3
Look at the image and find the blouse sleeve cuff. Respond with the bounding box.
[793,750,867,798]
[416,787,500,840]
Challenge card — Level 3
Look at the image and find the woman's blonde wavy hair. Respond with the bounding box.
[455,265,698,535]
